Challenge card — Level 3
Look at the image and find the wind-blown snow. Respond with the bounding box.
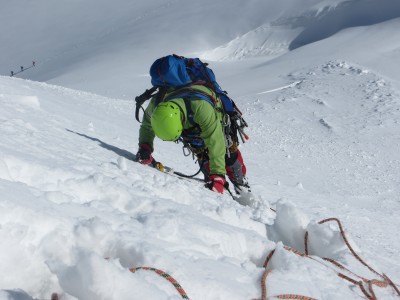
[1,0,400,299]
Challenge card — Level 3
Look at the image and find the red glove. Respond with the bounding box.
[207,174,226,194]
[136,144,153,165]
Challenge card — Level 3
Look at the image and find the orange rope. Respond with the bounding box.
[317,218,381,276]
[273,295,318,300]
[261,269,271,300]
[260,267,317,300]
[263,249,276,268]
[308,218,400,298]
[261,217,400,300]
[384,274,400,296]
[54,217,399,300]
[129,266,190,299]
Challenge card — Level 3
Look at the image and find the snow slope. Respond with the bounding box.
[1,0,400,299]
[1,69,398,299]
[0,76,273,299]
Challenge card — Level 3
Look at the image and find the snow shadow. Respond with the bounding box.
[66,129,136,161]
[289,0,400,50]
[0,289,34,300]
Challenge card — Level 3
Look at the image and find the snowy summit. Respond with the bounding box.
[1,0,400,299]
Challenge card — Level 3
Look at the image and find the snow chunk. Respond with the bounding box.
[268,200,310,251]
[306,220,348,259]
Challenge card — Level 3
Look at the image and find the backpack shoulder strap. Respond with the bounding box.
[182,98,196,126]
[163,86,220,124]
[164,87,216,107]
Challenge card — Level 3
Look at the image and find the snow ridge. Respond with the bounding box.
[203,0,400,62]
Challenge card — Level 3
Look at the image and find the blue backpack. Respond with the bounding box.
[135,54,248,144]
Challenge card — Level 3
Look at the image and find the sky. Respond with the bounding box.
[1,0,400,299]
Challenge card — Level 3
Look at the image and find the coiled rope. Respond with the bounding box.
[261,217,400,300]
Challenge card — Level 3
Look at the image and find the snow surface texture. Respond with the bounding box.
[1,0,400,299]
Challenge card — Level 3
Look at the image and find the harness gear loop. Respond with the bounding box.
[222,113,233,157]
[182,144,192,157]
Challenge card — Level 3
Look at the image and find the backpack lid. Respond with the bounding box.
[150,55,192,87]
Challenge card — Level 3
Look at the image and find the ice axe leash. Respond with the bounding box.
[149,159,203,181]
[150,159,235,197]
[135,87,159,123]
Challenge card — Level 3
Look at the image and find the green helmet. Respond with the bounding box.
[151,102,183,141]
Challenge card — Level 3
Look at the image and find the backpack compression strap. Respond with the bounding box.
[163,87,221,126]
